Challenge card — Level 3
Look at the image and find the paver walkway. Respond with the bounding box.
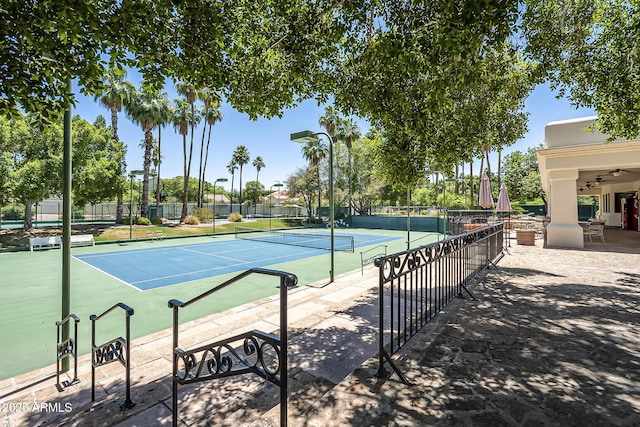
[1,227,639,426]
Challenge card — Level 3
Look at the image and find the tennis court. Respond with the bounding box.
[0,227,441,380]
[74,230,397,290]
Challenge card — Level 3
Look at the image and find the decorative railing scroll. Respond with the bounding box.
[90,302,135,409]
[375,223,504,383]
[168,267,297,427]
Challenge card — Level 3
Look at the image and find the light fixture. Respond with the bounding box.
[612,170,622,177]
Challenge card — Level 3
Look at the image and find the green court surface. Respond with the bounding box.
[0,228,441,380]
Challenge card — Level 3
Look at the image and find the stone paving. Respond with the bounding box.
[1,227,639,426]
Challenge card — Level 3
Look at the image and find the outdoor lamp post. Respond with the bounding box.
[213,177,228,234]
[269,183,284,230]
[129,170,144,240]
[291,130,335,283]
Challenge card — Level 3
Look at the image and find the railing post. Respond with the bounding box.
[122,311,135,409]
[280,273,288,426]
[56,314,80,390]
[91,314,96,402]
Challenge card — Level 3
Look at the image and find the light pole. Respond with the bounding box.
[213,177,228,234]
[129,170,144,240]
[269,182,284,229]
[291,130,335,283]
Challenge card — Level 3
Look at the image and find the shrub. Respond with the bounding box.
[193,207,213,222]
[136,217,151,226]
[184,215,200,225]
[227,212,243,222]
[1,205,24,220]
[151,216,163,225]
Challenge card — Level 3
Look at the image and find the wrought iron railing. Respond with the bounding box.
[374,223,504,383]
[56,313,80,390]
[168,267,298,427]
[90,302,135,409]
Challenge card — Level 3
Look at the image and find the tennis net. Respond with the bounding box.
[234,226,354,252]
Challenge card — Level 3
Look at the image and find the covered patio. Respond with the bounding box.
[537,116,640,248]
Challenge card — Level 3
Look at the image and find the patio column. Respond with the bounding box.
[547,169,584,248]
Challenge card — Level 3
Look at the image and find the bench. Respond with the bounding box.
[69,234,95,247]
[29,236,62,251]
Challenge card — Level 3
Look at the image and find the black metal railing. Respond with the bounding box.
[360,245,387,274]
[168,267,298,427]
[90,302,135,409]
[56,313,80,390]
[374,223,504,383]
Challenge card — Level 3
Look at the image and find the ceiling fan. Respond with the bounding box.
[609,169,630,177]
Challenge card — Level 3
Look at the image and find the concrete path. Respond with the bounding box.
[1,227,639,426]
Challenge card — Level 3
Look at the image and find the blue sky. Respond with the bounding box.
[74,81,595,192]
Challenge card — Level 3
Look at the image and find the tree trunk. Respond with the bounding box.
[111,107,124,224]
[141,128,152,218]
[181,134,188,222]
[469,163,473,209]
[239,166,243,215]
[116,192,124,224]
[23,201,33,230]
[155,126,162,220]
[497,149,502,188]
[201,124,213,207]
[196,122,207,208]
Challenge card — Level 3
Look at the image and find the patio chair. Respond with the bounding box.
[583,224,605,243]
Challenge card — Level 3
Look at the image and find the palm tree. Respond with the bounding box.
[94,68,135,223]
[253,156,265,185]
[319,105,342,170]
[195,88,217,207]
[227,160,237,210]
[300,138,327,216]
[172,99,193,222]
[336,118,360,216]
[176,81,199,215]
[232,146,251,215]
[319,105,340,139]
[200,91,223,207]
[152,94,173,219]
[125,86,167,219]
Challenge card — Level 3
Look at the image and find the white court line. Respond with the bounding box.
[73,256,143,292]
[131,246,322,286]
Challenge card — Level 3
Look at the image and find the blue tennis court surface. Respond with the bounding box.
[74,232,399,290]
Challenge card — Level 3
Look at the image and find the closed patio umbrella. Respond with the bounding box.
[478,171,494,209]
[496,183,512,211]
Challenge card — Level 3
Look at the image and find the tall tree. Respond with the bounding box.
[232,145,250,215]
[200,92,223,207]
[151,93,173,220]
[336,118,360,215]
[523,1,640,139]
[253,156,265,185]
[226,160,237,210]
[176,81,200,217]
[300,137,328,216]
[0,114,61,229]
[125,86,167,218]
[94,68,135,223]
[172,99,194,222]
[72,116,125,209]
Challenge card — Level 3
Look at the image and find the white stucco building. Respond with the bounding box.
[537,116,640,248]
